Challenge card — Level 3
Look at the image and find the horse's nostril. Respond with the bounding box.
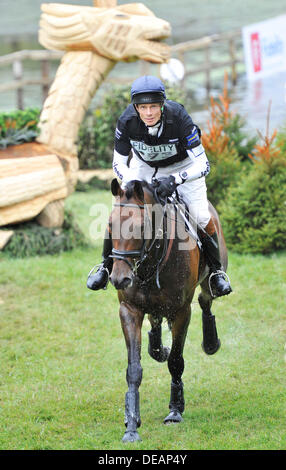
[121,277,133,289]
[111,276,133,290]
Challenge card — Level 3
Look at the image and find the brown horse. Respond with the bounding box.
[109,178,228,442]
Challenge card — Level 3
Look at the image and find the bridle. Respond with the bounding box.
[110,202,147,271]
[109,201,170,288]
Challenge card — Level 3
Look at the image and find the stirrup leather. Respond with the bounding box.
[208,270,231,298]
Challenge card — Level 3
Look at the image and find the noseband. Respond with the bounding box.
[110,201,168,287]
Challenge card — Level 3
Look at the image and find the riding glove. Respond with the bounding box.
[156,175,178,198]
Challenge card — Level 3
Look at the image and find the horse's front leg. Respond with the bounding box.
[148,314,170,363]
[119,301,144,442]
[164,304,191,424]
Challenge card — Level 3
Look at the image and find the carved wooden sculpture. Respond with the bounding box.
[0,0,170,235]
[37,2,170,163]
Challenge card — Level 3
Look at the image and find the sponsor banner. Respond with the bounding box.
[242,15,286,80]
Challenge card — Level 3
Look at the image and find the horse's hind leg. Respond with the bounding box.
[119,302,144,442]
[164,305,191,424]
[199,280,221,355]
[148,315,170,363]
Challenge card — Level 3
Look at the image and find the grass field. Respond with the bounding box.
[0,189,285,450]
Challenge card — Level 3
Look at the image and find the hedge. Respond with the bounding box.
[3,211,88,258]
[218,128,286,254]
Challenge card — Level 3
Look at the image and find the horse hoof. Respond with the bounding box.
[122,431,142,443]
[201,338,221,355]
[164,410,183,424]
[148,345,170,363]
[160,346,170,362]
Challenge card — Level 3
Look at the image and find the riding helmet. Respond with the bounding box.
[131,75,166,105]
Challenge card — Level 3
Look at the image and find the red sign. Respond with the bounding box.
[250,32,262,72]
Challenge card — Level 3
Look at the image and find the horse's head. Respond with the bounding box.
[109,178,152,290]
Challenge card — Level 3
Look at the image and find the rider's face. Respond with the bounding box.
[135,103,162,127]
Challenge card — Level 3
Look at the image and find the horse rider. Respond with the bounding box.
[87,75,232,298]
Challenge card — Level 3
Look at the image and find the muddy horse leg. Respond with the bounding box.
[148,314,170,363]
[164,305,191,424]
[119,301,144,442]
[199,280,221,355]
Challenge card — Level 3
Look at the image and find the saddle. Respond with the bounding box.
[151,179,202,249]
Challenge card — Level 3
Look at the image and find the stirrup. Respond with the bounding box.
[87,263,110,290]
[208,270,231,298]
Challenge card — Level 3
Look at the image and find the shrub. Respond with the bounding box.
[219,123,286,254]
[0,108,40,148]
[75,175,111,192]
[3,210,88,258]
[77,85,131,169]
[223,113,258,161]
[202,74,257,161]
[205,148,245,207]
[201,74,249,206]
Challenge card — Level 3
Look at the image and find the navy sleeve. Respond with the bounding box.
[114,118,131,156]
[114,105,137,156]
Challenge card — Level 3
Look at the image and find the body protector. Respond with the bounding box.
[113,100,210,186]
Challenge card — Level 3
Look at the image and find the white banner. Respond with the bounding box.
[242,15,286,80]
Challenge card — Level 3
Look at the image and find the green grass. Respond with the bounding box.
[0,189,285,450]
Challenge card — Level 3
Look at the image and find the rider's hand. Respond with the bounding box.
[156,175,178,198]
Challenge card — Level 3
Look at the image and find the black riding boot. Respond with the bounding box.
[87,231,113,291]
[201,231,232,298]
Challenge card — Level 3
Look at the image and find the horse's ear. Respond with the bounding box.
[111,178,120,196]
[133,180,144,201]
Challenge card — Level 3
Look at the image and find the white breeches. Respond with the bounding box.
[129,154,210,228]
